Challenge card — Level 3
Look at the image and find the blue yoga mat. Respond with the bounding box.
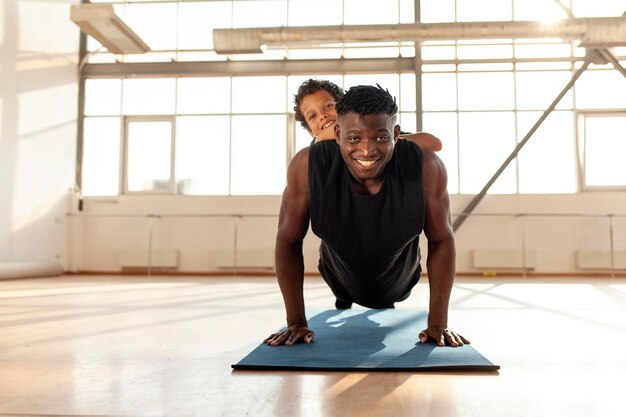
[233,309,499,372]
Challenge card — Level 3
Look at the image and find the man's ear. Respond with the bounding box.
[394,124,401,143]
[334,123,341,144]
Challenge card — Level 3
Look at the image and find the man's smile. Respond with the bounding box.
[353,157,381,168]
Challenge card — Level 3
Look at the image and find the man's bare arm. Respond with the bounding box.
[420,150,469,347]
[264,148,313,346]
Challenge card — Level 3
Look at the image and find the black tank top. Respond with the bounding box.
[308,139,425,307]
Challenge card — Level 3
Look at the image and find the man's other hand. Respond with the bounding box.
[263,323,314,346]
[419,326,469,347]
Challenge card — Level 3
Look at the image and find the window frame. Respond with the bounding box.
[577,110,626,191]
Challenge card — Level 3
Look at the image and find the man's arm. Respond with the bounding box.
[401,132,443,152]
[420,150,469,347]
[264,148,313,346]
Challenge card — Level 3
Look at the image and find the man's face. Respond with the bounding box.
[299,90,337,141]
[334,112,400,182]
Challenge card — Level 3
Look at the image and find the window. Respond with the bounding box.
[124,117,174,194]
[79,0,626,197]
[579,114,626,189]
[175,116,230,195]
[82,117,121,197]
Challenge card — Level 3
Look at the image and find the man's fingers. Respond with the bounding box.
[443,329,460,347]
[285,331,302,346]
[265,327,313,346]
[420,328,469,347]
[263,333,278,343]
[285,330,314,345]
[268,331,288,346]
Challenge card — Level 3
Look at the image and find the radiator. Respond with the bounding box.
[472,249,536,270]
[117,249,179,269]
[576,249,626,270]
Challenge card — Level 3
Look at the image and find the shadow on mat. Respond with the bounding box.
[305,309,395,367]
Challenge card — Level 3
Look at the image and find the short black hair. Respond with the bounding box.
[293,79,344,131]
[335,84,398,118]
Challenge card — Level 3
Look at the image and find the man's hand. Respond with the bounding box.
[263,323,314,346]
[419,326,469,347]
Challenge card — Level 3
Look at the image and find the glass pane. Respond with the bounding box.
[233,1,287,28]
[288,0,342,26]
[400,45,416,58]
[123,78,176,115]
[422,64,457,72]
[344,0,399,24]
[176,116,230,195]
[514,43,572,59]
[516,71,573,110]
[400,73,416,111]
[457,44,513,60]
[458,72,514,110]
[514,0,569,21]
[457,0,513,21]
[82,117,121,197]
[295,123,314,153]
[399,112,416,134]
[231,115,287,195]
[516,61,572,71]
[517,111,576,193]
[85,79,121,116]
[232,76,286,113]
[575,70,626,109]
[584,116,626,187]
[400,0,415,23]
[123,3,178,51]
[421,45,456,60]
[177,77,231,115]
[178,1,232,50]
[423,112,459,193]
[126,121,172,192]
[422,73,457,111]
[420,0,455,23]
[457,63,513,71]
[572,0,625,17]
[458,112,517,194]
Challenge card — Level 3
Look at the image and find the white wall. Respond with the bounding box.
[72,192,626,274]
[0,0,79,263]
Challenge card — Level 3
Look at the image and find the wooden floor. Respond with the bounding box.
[1,274,625,417]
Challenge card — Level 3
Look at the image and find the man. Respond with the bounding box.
[264,85,468,348]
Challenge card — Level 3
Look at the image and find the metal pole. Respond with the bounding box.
[609,214,615,278]
[147,215,155,277]
[75,2,88,192]
[453,58,592,231]
[598,49,626,80]
[552,0,575,18]
[233,220,238,275]
[520,214,527,279]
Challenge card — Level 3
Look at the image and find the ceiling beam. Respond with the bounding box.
[213,16,626,54]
